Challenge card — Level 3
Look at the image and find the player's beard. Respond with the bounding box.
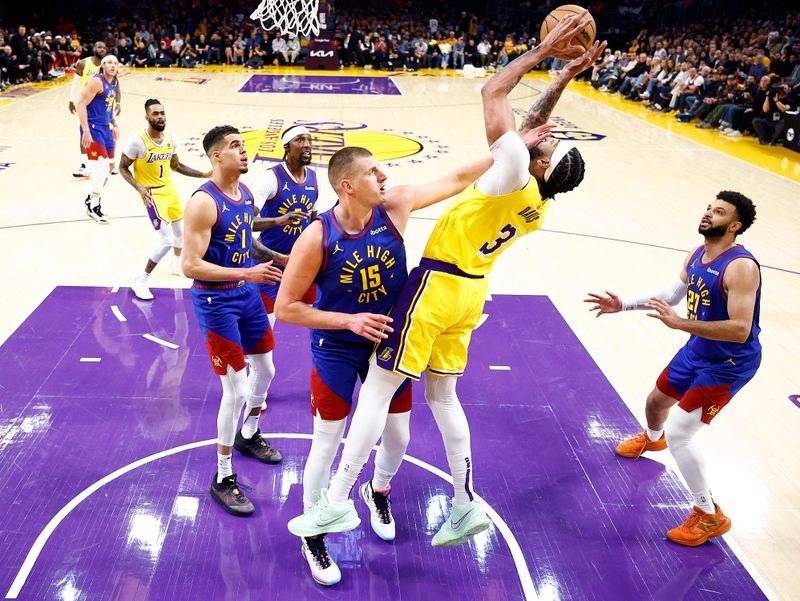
[698,223,728,238]
[150,121,166,132]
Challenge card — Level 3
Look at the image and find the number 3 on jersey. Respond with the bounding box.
[479,224,517,256]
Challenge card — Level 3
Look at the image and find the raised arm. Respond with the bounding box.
[274,222,392,343]
[518,40,606,133]
[480,12,591,145]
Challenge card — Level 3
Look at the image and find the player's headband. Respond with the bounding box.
[101,55,119,65]
[544,141,576,182]
[281,126,311,146]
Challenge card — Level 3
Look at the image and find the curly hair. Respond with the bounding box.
[717,190,757,235]
[531,146,586,200]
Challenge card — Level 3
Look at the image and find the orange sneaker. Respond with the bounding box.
[615,430,667,458]
[667,504,731,547]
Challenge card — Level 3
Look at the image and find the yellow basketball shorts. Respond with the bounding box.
[143,185,183,228]
[375,258,488,380]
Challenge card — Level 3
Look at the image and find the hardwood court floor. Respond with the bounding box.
[0,66,798,600]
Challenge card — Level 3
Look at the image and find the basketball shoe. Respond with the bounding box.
[615,430,667,458]
[73,163,91,178]
[301,535,341,586]
[84,195,109,224]
[288,489,361,537]
[210,473,255,517]
[667,504,731,546]
[131,275,154,301]
[234,429,282,463]
[431,500,492,547]
[359,480,395,541]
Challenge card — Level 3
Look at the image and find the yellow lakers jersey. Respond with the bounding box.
[81,59,102,87]
[422,177,549,276]
[133,131,176,192]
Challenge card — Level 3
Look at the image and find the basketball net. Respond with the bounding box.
[250,0,321,37]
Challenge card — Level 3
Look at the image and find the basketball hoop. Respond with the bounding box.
[250,0,321,37]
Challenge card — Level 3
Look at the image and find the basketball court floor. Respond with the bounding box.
[0,65,798,601]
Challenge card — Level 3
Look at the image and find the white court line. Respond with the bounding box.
[79,358,101,363]
[5,434,538,601]
[110,305,126,322]
[142,334,179,349]
[489,365,511,371]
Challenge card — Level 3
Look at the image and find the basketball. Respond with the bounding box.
[540,4,596,56]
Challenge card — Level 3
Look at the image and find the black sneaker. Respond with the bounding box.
[85,197,109,224]
[234,428,282,463]
[210,473,254,516]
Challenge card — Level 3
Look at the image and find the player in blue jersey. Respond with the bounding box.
[276,140,552,585]
[251,125,317,321]
[76,54,120,224]
[182,125,288,517]
[585,190,760,547]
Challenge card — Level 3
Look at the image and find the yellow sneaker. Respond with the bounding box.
[615,430,667,458]
[667,504,731,547]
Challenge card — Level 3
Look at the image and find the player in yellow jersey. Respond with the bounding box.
[119,99,211,300]
[290,12,607,548]
[68,42,122,177]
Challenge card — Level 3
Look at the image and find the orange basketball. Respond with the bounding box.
[540,4,596,56]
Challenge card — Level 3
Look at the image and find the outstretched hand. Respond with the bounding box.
[563,40,608,77]
[520,122,557,147]
[540,10,592,60]
[584,291,622,317]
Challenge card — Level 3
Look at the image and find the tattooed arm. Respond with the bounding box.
[518,40,607,134]
[252,237,289,266]
[170,153,211,178]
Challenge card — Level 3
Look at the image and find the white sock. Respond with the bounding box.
[217,453,233,482]
[241,413,260,439]
[692,488,715,514]
[425,373,474,506]
[328,361,404,506]
[372,411,411,491]
[646,428,663,442]
[665,407,712,511]
[303,415,347,511]
[140,271,150,281]
[89,193,101,209]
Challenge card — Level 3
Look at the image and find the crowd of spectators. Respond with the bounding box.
[581,19,800,144]
[1,2,798,147]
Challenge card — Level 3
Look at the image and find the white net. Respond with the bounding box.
[250,0,321,37]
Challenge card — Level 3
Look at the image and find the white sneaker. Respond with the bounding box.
[431,500,492,547]
[171,257,185,277]
[287,489,361,537]
[132,276,154,301]
[359,480,395,541]
[73,163,91,178]
[599,85,608,92]
[301,536,341,586]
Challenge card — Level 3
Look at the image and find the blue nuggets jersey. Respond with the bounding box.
[194,181,256,287]
[685,245,761,361]
[313,205,407,345]
[86,74,117,127]
[258,164,318,255]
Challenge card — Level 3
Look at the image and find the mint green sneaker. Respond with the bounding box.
[288,489,361,537]
[431,500,492,547]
